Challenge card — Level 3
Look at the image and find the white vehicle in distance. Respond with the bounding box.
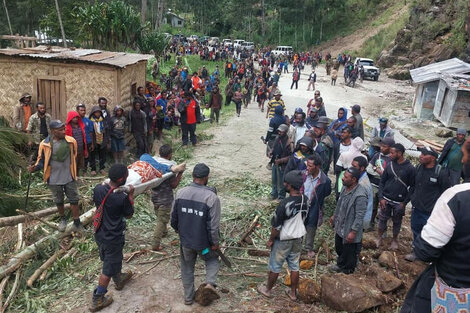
[242,41,254,51]
[233,39,245,49]
[187,35,199,42]
[271,45,293,56]
[208,37,219,46]
[223,39,232,47]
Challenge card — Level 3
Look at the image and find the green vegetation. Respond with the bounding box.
[357,8,410,60]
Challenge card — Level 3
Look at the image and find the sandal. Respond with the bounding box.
[284,288,297,302]
[257,285,273,298]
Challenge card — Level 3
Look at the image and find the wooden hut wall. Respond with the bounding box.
[118,61,147,109]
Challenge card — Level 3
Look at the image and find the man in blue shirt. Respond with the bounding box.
[76,104,94,175]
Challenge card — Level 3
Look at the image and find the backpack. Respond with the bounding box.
[280,195,307,240]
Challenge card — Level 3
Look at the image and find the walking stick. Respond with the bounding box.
[24,172,32,212]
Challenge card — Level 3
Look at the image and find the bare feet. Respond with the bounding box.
[285,288,297,301]
[257,285,273,298]
[390,239,399,250]
[307,250,316,258]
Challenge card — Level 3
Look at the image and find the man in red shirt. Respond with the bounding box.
[178,92,201,146]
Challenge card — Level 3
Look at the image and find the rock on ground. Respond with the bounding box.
[194,283,220,306]
[321,274,385,312]
[298,279,321,304]
[376,269,403,293]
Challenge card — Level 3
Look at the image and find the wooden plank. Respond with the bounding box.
[115,69,121,105]
[55,81,61,121]
[33,78,38,106]
[44,81,52,118]
[50,80,57,119]
[59,79,66,122]
[36,76,62,81]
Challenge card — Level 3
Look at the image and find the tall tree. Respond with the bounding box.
[141,0,147,23]
[54,0,67,47]
[2,0,13,35]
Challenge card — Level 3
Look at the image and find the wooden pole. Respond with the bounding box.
[0,205,63,228]
[54,0,67,48]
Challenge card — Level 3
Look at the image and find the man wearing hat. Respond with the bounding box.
[171,163,221,305]
[13,92,35,131]
[257,170,308,301]
[90,163,134,312]
[366,137,394,230]
[350,104,364,140]
[438,128,466,185]
[329,167,368,274]
[404,146,451,262]
[28,120,82,233]
[369,117,394,158]
[269,124,293,200]
[265,90,285,119]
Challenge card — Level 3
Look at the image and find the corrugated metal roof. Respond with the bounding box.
[441,74,470,91]
[410,58,470,84]
[0,46,153,68]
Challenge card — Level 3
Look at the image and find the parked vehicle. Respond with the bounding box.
[208,37,219,46]
[233,39,245,49]
[354,58,380,81]
[241,41,254,51]
[271,45,293,56]
[200,36,210,44]
[223,39,232,47]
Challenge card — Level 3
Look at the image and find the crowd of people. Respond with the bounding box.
[12,43,470,312]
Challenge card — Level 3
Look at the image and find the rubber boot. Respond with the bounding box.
[113,271,133,290]
[89,289,113,312]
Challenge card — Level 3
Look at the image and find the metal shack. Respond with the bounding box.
[410,58,470,120]
[433,74,470,129]
[0,46,152,123]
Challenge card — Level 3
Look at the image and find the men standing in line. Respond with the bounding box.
[376,143,416,250]
[313,117,335,173]
[351,156,373,230]
[13,93,35,132]
[151,145,185,251]
[179,92,201,147]
[366,137,394,230]
[437,128,466,185]
[329,167,367,274]
[90,164,134,312]
[268,124,292,200]
[26,102,51,160]
[29,120,83,233]
[207,86,222,124]
[171,164,221,305]
[369,117,394,158]
[292,111,309,145]
[265,91,285,119]
[257,170,308,301]
[302,155,332,258]
[404,146,451,262]
[350,105,364,140]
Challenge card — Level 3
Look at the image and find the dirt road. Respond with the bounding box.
[72,64,419,313]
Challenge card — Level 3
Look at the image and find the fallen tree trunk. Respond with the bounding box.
[0,206,64,228]
[0,208,95,280]
[27,248,68,287]
[238,215,260,245]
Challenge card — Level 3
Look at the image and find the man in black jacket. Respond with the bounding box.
[269,124,293,200]
[171,164,221,305]
[376,143,416,250]
[404,146,451,261]
[401,154,470,313]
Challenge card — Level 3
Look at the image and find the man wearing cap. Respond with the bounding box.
[366,137,394,230]
[265,91,285,119]
[13,92,35,131]
[28,120,83,233]
[329,167,368,274]
[90,164,135,311]
[171,163,221,305]
[404,146,451,262]
[350,105,364,140]
[438,128,466,185]
[269,124,293,200]
[369,117,394,158]
[257,170,309,301]
[306,107,319,129]
[377,143,416,250]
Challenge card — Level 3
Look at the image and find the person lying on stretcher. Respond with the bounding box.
[104,153,186,190]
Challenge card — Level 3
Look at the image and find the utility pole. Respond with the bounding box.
[54,0,67,48]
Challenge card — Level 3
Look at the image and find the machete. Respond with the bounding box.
[215,249,232,268]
